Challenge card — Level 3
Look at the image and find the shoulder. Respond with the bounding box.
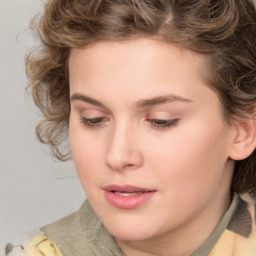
[5,201,94,256]
[6,200,125,256]
[40,200,125,256]
[41,200,98,236]
[39,200,96,255]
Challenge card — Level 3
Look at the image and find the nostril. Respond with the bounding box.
[125,164,134,167]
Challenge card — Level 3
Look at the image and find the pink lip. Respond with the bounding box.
[103,185,156,209]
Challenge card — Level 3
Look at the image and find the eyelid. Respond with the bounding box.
[71,101,110,116]
[80,109,108,118]
[148,118,180,130]
[79,109,110,129]
[80,116,109,129]
[146,111,178,119]
[145,111,180,130]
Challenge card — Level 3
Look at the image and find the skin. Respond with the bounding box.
[68,38,238,256]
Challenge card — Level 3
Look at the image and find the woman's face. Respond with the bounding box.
[69,38,236,243]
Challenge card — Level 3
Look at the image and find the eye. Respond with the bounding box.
[80,117,108,128]
[149,118,179,130]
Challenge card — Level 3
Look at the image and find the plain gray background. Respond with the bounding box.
[0,0,85,253]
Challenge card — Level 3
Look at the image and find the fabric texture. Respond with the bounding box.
[5,193,256,256]
[5,233,62,256]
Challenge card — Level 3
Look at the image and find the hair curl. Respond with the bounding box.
[26,0,256,195]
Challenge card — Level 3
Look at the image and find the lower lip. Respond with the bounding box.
[104,190,156,209]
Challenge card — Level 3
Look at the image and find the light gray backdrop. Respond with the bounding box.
[0,0,85,253]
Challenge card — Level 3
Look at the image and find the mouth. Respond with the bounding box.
[104,184,155,194]
[103,185,156,209]
[112,191,146,196]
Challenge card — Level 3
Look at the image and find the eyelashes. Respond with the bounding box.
[148,118,179,130]
[80,117,108,128]
[80,117,179,130]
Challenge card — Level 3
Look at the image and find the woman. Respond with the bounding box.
[6,0,256,255]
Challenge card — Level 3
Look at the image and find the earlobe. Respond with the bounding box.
[229,117,256,160]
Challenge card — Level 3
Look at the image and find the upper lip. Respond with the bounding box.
[103,184,156,192]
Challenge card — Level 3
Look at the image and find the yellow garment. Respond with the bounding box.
[209,194,256,256]
[5,233,62,256]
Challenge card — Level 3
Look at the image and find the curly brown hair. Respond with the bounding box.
[26,0,256,195]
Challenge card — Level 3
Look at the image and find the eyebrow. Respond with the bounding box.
[70,93,193,108]
[136,94,193,108]
[70,93,106,108]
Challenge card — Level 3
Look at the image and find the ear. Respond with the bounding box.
[229,117,256,160]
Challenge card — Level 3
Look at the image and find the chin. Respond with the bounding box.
[110,227,154,242]
[101,214,159,241]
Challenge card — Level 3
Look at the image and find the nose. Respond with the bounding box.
[105,122,143,171]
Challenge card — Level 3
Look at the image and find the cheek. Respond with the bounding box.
[69,123,104,182]
[148,121,230,190]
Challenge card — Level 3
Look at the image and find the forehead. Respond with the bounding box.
[69,38,208,87]
[69,38,205,63]
[68,38,215,107]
